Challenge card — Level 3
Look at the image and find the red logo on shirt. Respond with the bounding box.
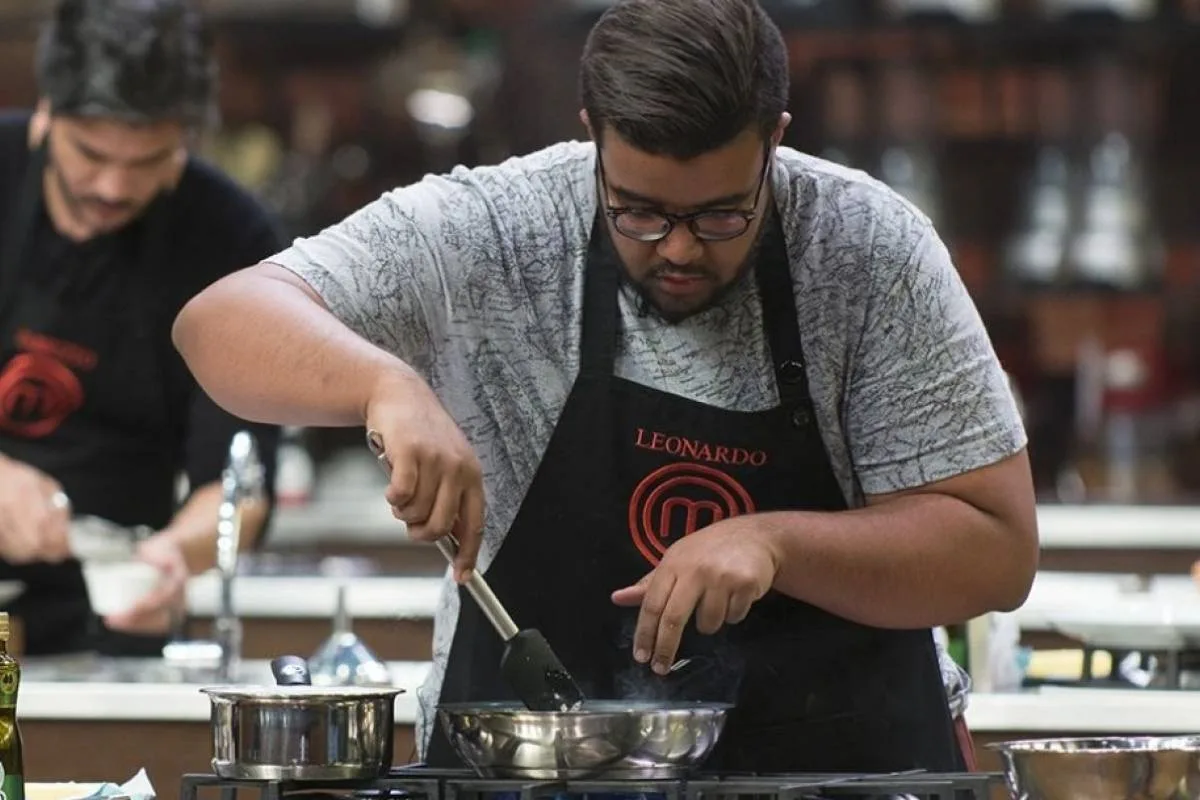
[0,330,93,438]
[628,462,756,566]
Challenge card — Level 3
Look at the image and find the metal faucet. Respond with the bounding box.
[214,431,265,682]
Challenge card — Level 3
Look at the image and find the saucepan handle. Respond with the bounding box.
[270,655,313,686]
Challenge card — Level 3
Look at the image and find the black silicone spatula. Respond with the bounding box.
[365,429,586,712]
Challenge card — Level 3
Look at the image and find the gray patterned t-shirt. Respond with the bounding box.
[269,141,1025,754]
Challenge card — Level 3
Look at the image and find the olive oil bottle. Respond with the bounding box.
[0,613,23,800]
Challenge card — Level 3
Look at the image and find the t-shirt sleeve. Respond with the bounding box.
[846,225,1027,495]
[265,177,476,379]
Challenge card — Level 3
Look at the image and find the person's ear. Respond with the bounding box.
[29,99,51,147]
[771,112,792,148]
[580,109,597,141]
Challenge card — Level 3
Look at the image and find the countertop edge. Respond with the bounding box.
[269,501,1200,550]
[18,661,433,724]
[15,679,1200,734]
[964,689,1200,734]
[176,570,1197,630]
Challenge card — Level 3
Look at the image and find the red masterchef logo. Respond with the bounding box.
[0,330,93,438]
[628,462,756,566]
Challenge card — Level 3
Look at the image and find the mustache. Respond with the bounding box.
[50,160,136,215]
[650,264,715,280]
[80,197,137,213]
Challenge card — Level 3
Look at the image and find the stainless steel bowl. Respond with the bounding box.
[437,700,731,780]
[989,736,1200,800]
[202,684,404,780]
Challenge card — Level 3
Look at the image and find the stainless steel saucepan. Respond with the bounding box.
[201,655,404,781]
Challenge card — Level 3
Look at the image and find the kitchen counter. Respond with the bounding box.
[15,657,430,791]
[964,687,1200,734]
[173,569,1200,665]
[15,657,1197,792]
[14,657,1196,734]
[271,495,1200,550]
[183,569,1195,627]
[1012,571,1200,636]
[1033,505,1200,550]
[18,658,432,722]
[184,572,443,619]
[176,573,442,662]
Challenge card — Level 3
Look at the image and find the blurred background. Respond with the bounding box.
[7,0,1200,510]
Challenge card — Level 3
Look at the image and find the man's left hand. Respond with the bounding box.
[611,517,780,674]
[103,536,190,635]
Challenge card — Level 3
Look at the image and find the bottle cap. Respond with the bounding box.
[0,612,9,642]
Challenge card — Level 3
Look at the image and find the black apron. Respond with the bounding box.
[425,207,967,774]
[0,142,179,656]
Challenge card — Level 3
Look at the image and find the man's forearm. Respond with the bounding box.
[757,494,1037,630]
[172,264,415,428]
[154,482,268,574]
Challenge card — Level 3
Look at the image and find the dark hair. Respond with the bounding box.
[579,0,789,160]
[36,0,217,129]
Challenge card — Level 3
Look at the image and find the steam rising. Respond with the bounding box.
[612,613,746,704]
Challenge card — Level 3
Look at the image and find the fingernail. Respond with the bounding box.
[653,660,669,675]
[634,649,649,663]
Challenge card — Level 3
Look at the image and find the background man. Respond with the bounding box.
[0,0,281,656]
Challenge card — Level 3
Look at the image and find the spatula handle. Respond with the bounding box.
[366,430,519,641]
[433,535,520,640]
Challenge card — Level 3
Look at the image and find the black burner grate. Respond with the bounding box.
[180,767,1000,800]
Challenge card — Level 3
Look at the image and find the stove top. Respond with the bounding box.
[180,766,999,800]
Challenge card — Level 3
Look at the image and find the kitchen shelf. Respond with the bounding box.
[558,2,1200,37]
[776,13,1199,36]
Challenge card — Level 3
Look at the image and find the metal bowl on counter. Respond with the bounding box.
[201,655,404,781]
[989,736,1200,800]
[437,700,731,780]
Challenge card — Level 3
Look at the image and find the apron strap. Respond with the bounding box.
[578,210,621,378]
[754,205,815,417]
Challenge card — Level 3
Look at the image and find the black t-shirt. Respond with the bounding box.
[0,110,283,655]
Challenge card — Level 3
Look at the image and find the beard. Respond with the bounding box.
[614,218,769,325]
[46,147,143,237]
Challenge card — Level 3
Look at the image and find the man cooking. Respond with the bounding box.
[0,0,280,657]
[173,0,1038,773]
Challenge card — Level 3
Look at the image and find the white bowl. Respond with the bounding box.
[26,783,108,800]
[81,562,160,616]
[0,581,25,606]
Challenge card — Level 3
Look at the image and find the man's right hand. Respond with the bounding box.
[0,455,71,564]
[366,372,485,583]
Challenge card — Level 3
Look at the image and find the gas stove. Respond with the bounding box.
[180,766,999,800]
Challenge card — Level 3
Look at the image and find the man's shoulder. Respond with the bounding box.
[158,157,282,290]
[172,156,276,230]
[167,157,280,251]
[0,109,32,146]
[472,140,595,185]
[0,110,34,182]
[361,141,594,249]
[774,147,933,253]
[398,140,593,212]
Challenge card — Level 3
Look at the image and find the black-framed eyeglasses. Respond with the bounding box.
[597,146,771,243]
